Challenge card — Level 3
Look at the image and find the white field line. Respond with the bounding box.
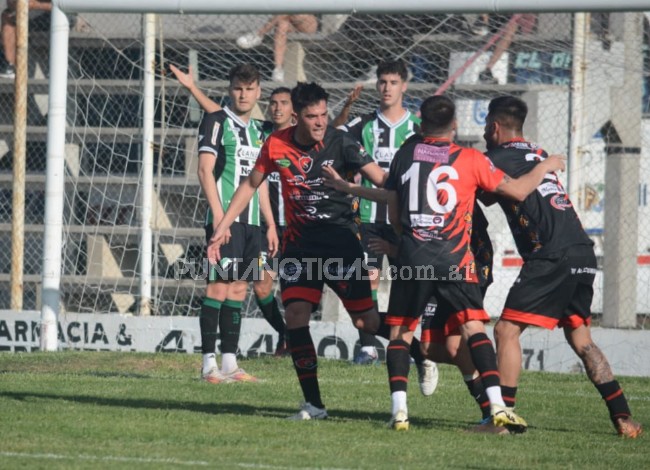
[0,452,354,470]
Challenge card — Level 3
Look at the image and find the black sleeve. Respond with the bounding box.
[341,131,373,171]
[197,111,225,158]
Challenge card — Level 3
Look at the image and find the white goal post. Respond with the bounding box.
[40,1,649,351]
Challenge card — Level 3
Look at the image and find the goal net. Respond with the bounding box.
[4,9,649,328]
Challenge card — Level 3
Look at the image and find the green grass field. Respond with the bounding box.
[0,352,647,469]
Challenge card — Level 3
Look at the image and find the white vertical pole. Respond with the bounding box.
[568,13,588,210]
[41,7,70,351]
[139,13,156,316]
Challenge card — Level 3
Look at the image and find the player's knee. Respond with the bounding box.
[495,319,520,343]
[352,310,378,333]
[253,281,270,299]
[227,281,248,300]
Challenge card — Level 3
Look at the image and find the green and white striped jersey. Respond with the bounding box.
[341,110,420,223]
[198,107,272,225]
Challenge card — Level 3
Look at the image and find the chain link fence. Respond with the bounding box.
[0,11,648,327]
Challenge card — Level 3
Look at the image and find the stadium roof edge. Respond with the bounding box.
[53,0,650,15]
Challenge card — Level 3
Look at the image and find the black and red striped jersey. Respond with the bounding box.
[486,139,593,259]
[254,126,373,243]
[385,135,505,282]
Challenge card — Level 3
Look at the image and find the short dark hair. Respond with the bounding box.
[291,82,329,113]
[228,63,260,85]
[487,95,528,132]
[420,95,455,135]
[270,86,292,98]
[376,59,408,81]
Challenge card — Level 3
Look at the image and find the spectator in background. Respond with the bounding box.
[0,0,52,79]
[236,14,318,83]
[478,14,537,85]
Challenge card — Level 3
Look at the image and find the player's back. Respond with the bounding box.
[487,140,592,259]
[386,135,504,281]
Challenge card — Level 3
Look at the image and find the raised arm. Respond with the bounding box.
[170,64,222,114]
[332,84,363,128]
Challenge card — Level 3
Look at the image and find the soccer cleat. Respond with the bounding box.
[352,349,378,365]
[287,402,328,420]
[615,417,643,438]
[469,417,510,435]
[222,368,259,383]
[416,359,439,396]
[236,32,263,49]
[388,410,409,431]
[201,366,226,384]
[491,404,527,433]
[274,340,290,357]
[0,64,15,80]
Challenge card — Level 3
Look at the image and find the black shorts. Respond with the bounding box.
[387,278,490,336]
[205,222,261,282]
[279,226,373,314]
[359,222,399,270]
[260,224,285,271]
[501,245,596,330]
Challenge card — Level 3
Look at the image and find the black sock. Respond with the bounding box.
[501,385,518,408]
[374,311,391,340]
[409,337,424,366]
[200,297,221,354]
[386,339,411,394]
[288,326,324,409]
[467,333,500,389]
[466,376,491,420]
[596,380,631,424]
[359,293,380,347]
[219,299,242,354]
[358,330,376,348]
[257,293,286,341]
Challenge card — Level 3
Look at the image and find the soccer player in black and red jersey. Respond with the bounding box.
[325,95,564,431]
[484,95,642,438]
[208,82,391,420]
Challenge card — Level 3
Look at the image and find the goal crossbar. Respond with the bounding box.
[53,0,650,14]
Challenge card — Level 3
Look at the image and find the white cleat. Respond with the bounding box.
[417,359,439,396]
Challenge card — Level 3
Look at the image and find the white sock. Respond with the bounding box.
[361,346,377,356]
[391,391,408,416]
[221,353,238,374]
[202,353,217,374]
[485,385,506,407]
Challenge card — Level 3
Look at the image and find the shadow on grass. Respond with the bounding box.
[0,390,481,430]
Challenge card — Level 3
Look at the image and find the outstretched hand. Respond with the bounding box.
[169,64,196,89]
[321,165,347,191]
[207,223,231,265]
[344,84,364,107]
[544,154,566,173]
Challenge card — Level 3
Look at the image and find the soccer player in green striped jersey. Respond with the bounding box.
[337,60,434,382]
[196,64,279,383]
[171,63,293,357]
